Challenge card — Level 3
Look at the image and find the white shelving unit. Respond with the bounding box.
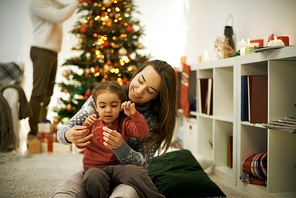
[237,46,296,198]
[179,45,296,198]
[191,57,238,186]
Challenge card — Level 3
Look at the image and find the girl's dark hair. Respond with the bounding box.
[123,60,178,155]
[92,81,127,133]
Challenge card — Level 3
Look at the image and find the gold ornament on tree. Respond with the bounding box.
[214,36,236,59]
[53,117,60,124]
[136,43,144,49]
[103,0,112,7]
[66,104,72,112]
[118,47,127,56]
[62,70,71,79]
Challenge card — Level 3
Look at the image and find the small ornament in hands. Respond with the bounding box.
[95,126,105,146]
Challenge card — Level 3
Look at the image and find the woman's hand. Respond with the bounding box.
[102,127,123,150]
[65,125,93,148]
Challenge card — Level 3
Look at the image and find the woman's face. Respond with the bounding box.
[128,65,161,104]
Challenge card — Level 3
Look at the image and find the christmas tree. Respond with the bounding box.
[53,0,149,124]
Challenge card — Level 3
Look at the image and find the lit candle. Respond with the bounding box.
[237,38,247,50]
[202,50,212,62]
[245,38,255,54]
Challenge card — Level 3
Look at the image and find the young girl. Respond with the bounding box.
[54,60,177,197]
[79,81,161,197]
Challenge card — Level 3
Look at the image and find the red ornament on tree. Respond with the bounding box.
[94,66,100,72]
[103,40,110,48]
[106,60,112,66]
[126,26,134,34]
[85,88,92,99]
[88,0,94,5]
[122,77,128,84]
[85,70,90,77]
[79,26,87,34]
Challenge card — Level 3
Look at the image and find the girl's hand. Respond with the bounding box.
[85,114,101,127]
[121,101,136,116]
[65,125,93,148]
[102,127,123,150]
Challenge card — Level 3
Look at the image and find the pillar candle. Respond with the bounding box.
[267,36,285,47]
[237,38,247,51]
[240,47,245,56]
[245,38,255,54]
[202,50,212,62]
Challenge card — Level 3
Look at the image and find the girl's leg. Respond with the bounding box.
[83,167,111,198]
[108,164,164,198]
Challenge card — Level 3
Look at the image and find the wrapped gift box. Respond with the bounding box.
[37,132,56,143]
[38,123,57,133]
[27,140,41,154]
[53,142,72,153]
[41,142,53,152]
[41,142,72,153]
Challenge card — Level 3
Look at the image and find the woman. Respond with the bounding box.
[54,60,177,197]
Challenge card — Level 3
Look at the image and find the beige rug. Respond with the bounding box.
[0,151,255,198]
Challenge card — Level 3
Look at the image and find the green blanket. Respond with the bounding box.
[148,149,225,198]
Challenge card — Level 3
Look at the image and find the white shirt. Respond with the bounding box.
[29,0,78,53]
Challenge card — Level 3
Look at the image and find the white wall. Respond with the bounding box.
[182,0,296,64]
[1,0,296,123]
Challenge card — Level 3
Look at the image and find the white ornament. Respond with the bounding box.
[118,47,127,55]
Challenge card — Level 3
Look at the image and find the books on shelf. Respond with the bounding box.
[263,116,296,134]
[241,75,268,123]
[197,78,213,115]
[207,78,213,115]
[241,75,248,121]
[226,135,233,168]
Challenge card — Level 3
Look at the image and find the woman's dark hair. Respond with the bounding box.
[124,60,178,155]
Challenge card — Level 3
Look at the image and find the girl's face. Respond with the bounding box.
[94,91,121,126]
[128,65,161,104]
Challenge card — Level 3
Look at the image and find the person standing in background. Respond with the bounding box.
[28,0,83,138]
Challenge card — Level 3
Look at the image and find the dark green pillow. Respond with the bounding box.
[148,149,226,198]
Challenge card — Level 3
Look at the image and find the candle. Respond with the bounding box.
[267,36,285,47]
[245,38,255,55]
[240,47,245,56]
[237,38,247,51]
[202,50,212,62]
